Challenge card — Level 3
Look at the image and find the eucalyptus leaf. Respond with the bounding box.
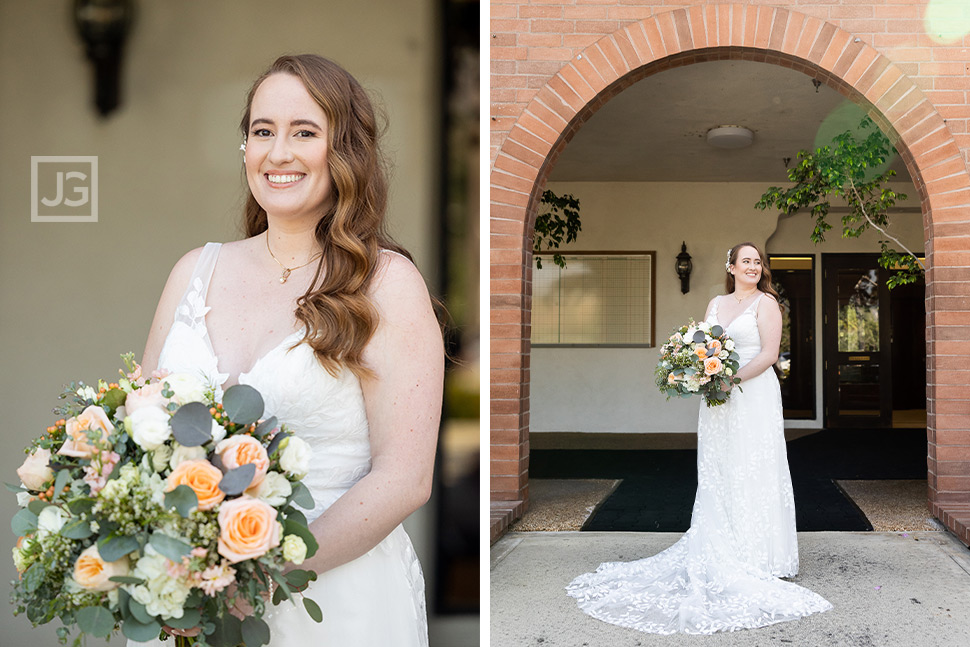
[121,617,162,642]
[100,387,127,413]
[218,463,257,496]
[272,581,288,605]
[11,508,38,536]
[692,330,706,343]
[164,484,199,517]
[290,481,315,510]
[149,533,192,562]
[266,430,291,456]
[4,481,26,493]
[170,402,214,447]
[269,569,294,604]
[303,597,323,623]
[223,384,264,425]
[128,598,153,624]
[67,497,96,515]
[53,469,71,501]
[27,499,50,515]
[283,519,319,559]
[61,519,94,539]
[76,605,115,638]
[711,324,723,337]
[209,614,243,647]
[284,569,313,589]
[118,587,131,620]
[98,533,140,562]
[22,561,46,593]
[109,575,145,585]
[254,416,278,438]
[285,507,307,527]
[165,607,201,629]
[240,616,271,647]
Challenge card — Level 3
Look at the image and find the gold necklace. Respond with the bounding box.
[733,289,757,303]
[265,235,322,284]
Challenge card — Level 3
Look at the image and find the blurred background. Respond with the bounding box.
[0,1,480,645]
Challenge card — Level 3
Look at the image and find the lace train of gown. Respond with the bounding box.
[129,243,428,646]
[566,294,832,634]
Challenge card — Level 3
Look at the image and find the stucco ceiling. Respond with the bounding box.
[548,59,912,184]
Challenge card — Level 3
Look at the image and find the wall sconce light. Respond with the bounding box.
[74,0,134,117]
[675,241,692,294]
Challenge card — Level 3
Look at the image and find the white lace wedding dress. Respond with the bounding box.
[130,242,428,646]
[566,294,832,634]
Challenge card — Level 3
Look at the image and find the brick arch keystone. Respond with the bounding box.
[490,4,970,542]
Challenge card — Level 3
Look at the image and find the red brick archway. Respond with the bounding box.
[490,4,970,544]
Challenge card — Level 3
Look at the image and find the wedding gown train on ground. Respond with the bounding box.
[566,294,832,634]
[130,242,428,646]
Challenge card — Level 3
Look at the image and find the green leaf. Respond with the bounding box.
[149,533,192,562]
[4,481,26,493]
[61,519,95,539]
[284,569,314,589]
[269,569,294,604]
[272,580,288,605]
[223,384,264,426]
[98,533,140,562]
[164,484,199,517]
[77,605,115,638]
[218,463,256,496]
[254,416,278,438]
[100,387,127,413]
[284,507,307,527]
[27,499,50,515]
[267,430,291,456]
[22,561,46,593]
[290,481,315,510]
[52,469,72,502]
[209,614,243,647]
[710,325,723,338]
[121,616,162,642]
[11,508,38,536]
[303,597,323,623]
[128,598,153,624]
[108,575,145,585]
[67,497,96,515]
[165,606,201,629]
[241,616,271,647]
[170,401,214,447]
[283,519,319,559]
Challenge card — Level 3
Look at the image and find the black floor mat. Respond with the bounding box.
[529,428,927,532]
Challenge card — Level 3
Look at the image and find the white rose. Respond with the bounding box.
[209,420,226,445]
[726,368,734,376]
[279,436,311,479]
[16,448,53,491]
[281,535,307,565]
[151,444,174,473]
[724,339,735,351]
[164,373,206,405]
[37,505,67,536]
[128,406,172,450]
[169,443,207,470]
[246,471,292,506]
[16,489,31,507]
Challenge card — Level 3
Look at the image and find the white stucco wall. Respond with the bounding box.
[532,181,922,435]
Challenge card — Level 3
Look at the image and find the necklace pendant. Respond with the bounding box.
[280,268,292,284]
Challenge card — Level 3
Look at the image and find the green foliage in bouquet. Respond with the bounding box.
[9,354,322,647]
[755,116,923,289]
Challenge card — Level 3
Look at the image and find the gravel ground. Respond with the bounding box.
[835,479,937,531]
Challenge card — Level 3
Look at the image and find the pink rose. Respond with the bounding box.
[125,381,169,415]
[17,448,53,491]
[215,435,269,489]
[58,406,113,459]
[217,496,282,563]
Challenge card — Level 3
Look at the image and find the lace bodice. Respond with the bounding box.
[156,242,371,523]
[709,294,765,367]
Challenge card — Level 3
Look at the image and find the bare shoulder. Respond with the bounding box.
[371,250,431,306]
[757,291,782,318]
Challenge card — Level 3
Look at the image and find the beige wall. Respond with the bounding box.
[533,181,922,435]
[0,2,460,645]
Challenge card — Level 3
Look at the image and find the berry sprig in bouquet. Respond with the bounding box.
[10,354,321,646]
[655,319,742,407]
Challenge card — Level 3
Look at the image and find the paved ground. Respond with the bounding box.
[491,530,970,647]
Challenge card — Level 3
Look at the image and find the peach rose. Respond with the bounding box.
[58,406,113,459]
[73,544,130,592]
[167,459,226,511]
[708,339,722,355]
[216,496,282,563]
[693,344,708,358]
[17,448,53,491]
[125,381,169,415]
[215,436,269,489]
[704,357,723,376]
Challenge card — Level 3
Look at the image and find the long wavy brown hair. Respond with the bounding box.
[725,242,782,301]
[239,54,411,379]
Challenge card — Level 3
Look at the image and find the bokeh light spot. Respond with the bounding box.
[924,0,970,45]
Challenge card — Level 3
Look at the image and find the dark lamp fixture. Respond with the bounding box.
[675,241,693,294]
[74,0,134,117]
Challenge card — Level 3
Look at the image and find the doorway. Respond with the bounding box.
[822,254,926,428]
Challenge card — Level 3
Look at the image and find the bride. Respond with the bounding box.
[566,242,832,634]
[134,54,442,645]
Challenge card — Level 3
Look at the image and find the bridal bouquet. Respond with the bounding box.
[10,354,322,647]
[655,319,742,407]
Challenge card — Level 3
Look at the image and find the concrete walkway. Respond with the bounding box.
[491,531,970,647]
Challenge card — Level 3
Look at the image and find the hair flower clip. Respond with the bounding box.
[724,249,732,273]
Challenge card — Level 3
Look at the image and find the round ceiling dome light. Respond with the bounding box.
[706,125,754,149]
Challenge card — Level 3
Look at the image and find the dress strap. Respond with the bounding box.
[171,243,222,328]
[747,293,766,319]
[380,248,413,264]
